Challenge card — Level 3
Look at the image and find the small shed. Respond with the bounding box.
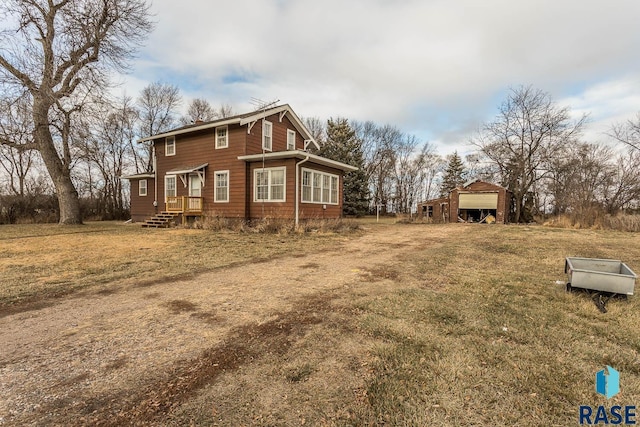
[418,180,511,224]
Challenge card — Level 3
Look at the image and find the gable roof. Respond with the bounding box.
[460,179,508,191]
[137,104,319,149]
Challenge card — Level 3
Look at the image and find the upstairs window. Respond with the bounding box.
[216,126,228,149]
[262,120,272,151]
[165,136,176,156]
[287,129,296,150]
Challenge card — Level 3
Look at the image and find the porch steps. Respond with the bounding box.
[141,212,179,228]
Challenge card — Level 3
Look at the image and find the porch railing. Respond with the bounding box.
[166,196,203,214]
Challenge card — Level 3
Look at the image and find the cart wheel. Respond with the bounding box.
[566,283,572,292]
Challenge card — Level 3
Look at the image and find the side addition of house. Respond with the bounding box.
[123,104,357,226]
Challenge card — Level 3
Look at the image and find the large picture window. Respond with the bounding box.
[301,169,339,205]
[254,167,285,202]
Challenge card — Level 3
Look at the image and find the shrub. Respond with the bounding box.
[544,212,640,232]
[186,215,362,234]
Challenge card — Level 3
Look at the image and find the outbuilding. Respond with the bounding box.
[418,180,511,224]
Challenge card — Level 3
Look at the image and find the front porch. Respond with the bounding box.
[166,196,204,214]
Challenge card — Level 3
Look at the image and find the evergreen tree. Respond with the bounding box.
[317,118,370,216]
[440,151,466,196]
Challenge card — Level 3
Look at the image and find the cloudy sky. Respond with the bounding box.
[121,0,640,155]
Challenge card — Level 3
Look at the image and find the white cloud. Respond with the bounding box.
[120,0,640,154]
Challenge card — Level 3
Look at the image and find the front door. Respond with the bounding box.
[189,174,201,197]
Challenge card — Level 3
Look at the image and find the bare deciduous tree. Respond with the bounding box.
[137,81,181,171]
[79,96,138,219]
[610,113,640,152]
[471,85,586,222]
[180,98,216,125]
[302,116,326,146]
[0,94,36,196]
[216,103,234,119]
[0,0,152,224]
[604,148,640,214]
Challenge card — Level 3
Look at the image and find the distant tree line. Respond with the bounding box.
[0,80,234,223]
[305,85,640,221]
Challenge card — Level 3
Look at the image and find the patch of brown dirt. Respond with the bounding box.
[0,224,463,426]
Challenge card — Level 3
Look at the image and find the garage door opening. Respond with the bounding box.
[458,192,498,223]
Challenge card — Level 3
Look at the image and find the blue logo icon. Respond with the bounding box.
[596,366,620,399]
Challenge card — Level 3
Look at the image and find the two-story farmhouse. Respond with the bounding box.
[124,104,357,226]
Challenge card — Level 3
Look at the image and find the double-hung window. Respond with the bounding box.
[214,171,229,202]
[254,167,285,202]
[139,179,147,197]
[287,129,296,150]
[262,120,272,151]
[165,136,176,156]
[301,169,339,205]
[215,126,228,149]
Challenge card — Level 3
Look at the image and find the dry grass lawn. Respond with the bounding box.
[0,221,639,426]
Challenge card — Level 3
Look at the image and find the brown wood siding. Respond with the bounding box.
[247,159,345,220]
[450,181,510,224]
[245,112,304,154]
[298,162,344,219]
[129,177,156,222]
[130,110,348,223]
[153,125,249,218]
[248,159,296,219]
[418,196,448,223]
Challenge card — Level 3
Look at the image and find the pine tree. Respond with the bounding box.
[317,118,370,216]
[440,151,466,196]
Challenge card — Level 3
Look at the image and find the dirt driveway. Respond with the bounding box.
[0,224,457,426]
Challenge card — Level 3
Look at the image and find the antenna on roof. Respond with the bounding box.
[249,97,279,111]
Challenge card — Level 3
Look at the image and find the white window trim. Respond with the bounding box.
[262,120,273,151]
[188,174,202,197]
[214,170,230,203]
[165,136,176,156]
[139,179,147,197]
[254,166,286,202]
[287,129,296,150]
[301,168,339,205]
[164,175,177,202]
[215,126,228,149]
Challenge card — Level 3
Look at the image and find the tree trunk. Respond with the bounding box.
[33,103,83,225]
[513,193,523,223]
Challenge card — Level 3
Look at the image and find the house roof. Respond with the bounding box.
[237,150,358,172]
[137,104,320,149]
[166,163,209,174]
[459,179,508,191]
[121,172,155,180]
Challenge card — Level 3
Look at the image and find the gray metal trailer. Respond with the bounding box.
[565,257,637,296]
